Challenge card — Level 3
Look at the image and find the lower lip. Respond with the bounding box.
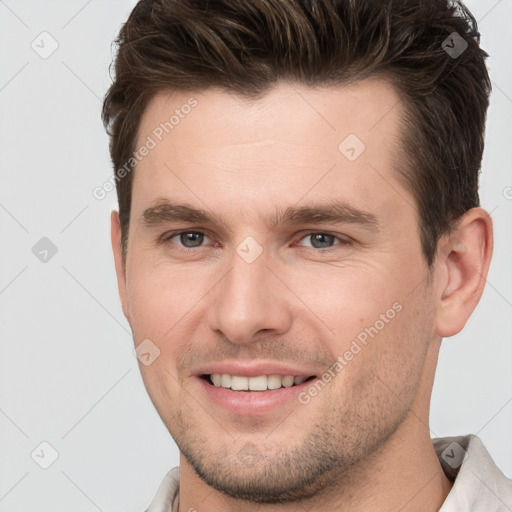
[197,377,315,416]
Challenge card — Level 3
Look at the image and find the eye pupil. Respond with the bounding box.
[172,232,340,250]
[180,232,204,247]
[310,233,335,249]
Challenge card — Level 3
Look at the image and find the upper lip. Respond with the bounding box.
[194,361,318,378]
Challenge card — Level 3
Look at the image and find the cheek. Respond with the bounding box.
[347,289,434,407]
[290,265,401,343]
[125,264,196,413]
[299,266,428,391]
[126,260,206,340]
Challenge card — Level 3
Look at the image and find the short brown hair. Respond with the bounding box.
[102,0,491,265]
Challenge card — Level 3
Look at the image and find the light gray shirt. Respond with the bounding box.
[145,435,512,511]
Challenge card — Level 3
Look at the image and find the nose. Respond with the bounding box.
[207,249,293,345]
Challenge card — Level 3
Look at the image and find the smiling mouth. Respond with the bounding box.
[201,374,317,391]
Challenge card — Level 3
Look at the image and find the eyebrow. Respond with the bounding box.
[142,198,379,231]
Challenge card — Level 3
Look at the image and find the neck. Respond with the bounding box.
[177,416,453,512]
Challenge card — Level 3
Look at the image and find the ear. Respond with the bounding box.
[435,207,493,337]
[111,210,131,324]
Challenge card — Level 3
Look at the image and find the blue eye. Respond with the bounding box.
[298,233,347,249]
[166,231,211,248]
[303,233,335,249]
[160,230,350,253]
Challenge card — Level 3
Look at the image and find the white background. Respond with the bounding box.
[0,0,510,510]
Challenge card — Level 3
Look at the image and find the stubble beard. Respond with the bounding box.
[170,386,410,505]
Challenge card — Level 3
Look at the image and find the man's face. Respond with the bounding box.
[114,80,441,502]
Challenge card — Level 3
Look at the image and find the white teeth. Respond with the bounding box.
[267,375,282,390]
[209,373,310,391]
[230,375,248,390]
[281,376,294,388]
[248,375,267,391]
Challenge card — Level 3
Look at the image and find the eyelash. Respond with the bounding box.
[159,230,352,253]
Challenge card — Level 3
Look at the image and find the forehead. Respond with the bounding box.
[132,79,407,221]
[136,78,403,153]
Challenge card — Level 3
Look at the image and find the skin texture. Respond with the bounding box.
[111,79,493,511]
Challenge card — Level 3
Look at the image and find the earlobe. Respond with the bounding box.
[435,207,493,338]
[110,210,131,324]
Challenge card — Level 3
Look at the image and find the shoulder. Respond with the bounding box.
[434,435,512,511]
[145,466,180,512]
